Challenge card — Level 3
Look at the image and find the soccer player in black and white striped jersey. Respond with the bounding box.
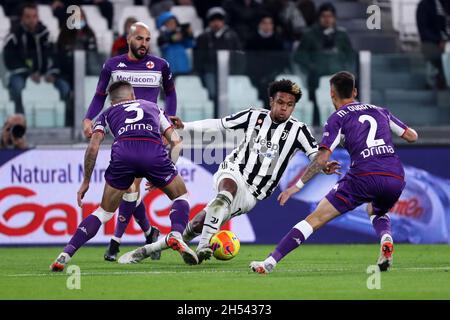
[118,79,341,265]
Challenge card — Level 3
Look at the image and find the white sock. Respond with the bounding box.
[381,233,393,244]
[143,237,168,255]
[198,191,233,248]
[263,255,277,267]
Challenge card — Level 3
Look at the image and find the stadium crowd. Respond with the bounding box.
[0,0,449,139]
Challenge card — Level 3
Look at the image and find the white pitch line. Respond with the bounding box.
[4,266,449,278]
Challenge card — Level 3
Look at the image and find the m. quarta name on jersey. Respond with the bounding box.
[10,164,107,184]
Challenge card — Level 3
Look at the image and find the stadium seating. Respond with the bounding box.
[315,75,335,125]
[227,75,263,114]
[390,0,420,42]
[37,5,60,43]
[170,5,204,37]
[81,5,113,55]
[0,5,11,52]
[84,76,100,112]
[22,80,65,127]
[442,53,450,88]
[334,2,367,20]
[175,75,214,121]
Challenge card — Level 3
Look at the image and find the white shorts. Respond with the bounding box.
[212,161,258,223]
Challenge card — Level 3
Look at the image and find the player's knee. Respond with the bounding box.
[92,207,115,223]
[191,211,205,232]
[123,192,139,202]
[218,178,238,197]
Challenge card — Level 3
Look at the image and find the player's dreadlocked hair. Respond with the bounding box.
[268,79,302,102]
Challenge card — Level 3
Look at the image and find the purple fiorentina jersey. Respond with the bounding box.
[320,102,409,178]
[85,54,175,120]
[92,99,172,143]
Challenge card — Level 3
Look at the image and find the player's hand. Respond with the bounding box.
[145,180,156,192]
[169,116,184,129]
[323,160,342,175]
[83,119,93,138]
[77,181,89,208]
[278,186,300,206]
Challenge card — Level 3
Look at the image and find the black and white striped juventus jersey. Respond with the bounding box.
[220,108,318,200]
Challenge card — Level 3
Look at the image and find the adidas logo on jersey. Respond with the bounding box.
[117,62,127,68]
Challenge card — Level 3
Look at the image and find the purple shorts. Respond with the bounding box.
[325,173,405,215]
[104,139,178,190]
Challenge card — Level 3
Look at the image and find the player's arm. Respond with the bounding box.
[83,64,111,137]
[160,109,182,163]
[170,108,253,133]
[162,60,177,116]
[77,131,105,207]
[388,110,418,143]
[164,127,182,164]
[278,118,342,206]
[170,116,224,133]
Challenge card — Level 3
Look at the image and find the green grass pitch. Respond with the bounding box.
[0,244,449,300]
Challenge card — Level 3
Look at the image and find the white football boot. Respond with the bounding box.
[118,246,149,264]
[249,258,276,275]
[377,235,394,272]
[166,232,199,265]
[50,253,71,272]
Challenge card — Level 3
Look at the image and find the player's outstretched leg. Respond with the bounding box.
[51,182,124,272]
[51,207,114,272]
[119,176,198,265]
[250,198,340,274]
[119,193,197,265]
[196,191,233,263]
[368,204,394,271]
[182,210,205,243]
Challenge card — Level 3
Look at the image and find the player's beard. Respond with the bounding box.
[130,44,149,59]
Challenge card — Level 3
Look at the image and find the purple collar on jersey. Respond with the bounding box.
[338,100,360,109]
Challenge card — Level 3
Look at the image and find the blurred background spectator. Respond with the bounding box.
[149,0,174,18]
[223,0,262,47]
[111,16,137,56]
[0,114,28,149]
[298,0,316,27]
[157,11,194,75]
[194,6,242,100]
[57,6,97,126]
[246,12,285,104]
[3,2,70,115]
[295,3,355,101]
[417,0,450,89]
[264,0,307,50]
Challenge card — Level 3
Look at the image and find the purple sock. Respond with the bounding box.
[170,199,190,234]
[133,201,151,233]
[114,199,136,238]
[270,228,305,263]
[64,215,102,257]
[371,214,392,239]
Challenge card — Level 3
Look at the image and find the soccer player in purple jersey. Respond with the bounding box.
[50,81,197,272]
[250,71,418,274]
[83,22,178,261]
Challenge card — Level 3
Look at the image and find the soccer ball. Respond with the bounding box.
[210,230,240,260]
